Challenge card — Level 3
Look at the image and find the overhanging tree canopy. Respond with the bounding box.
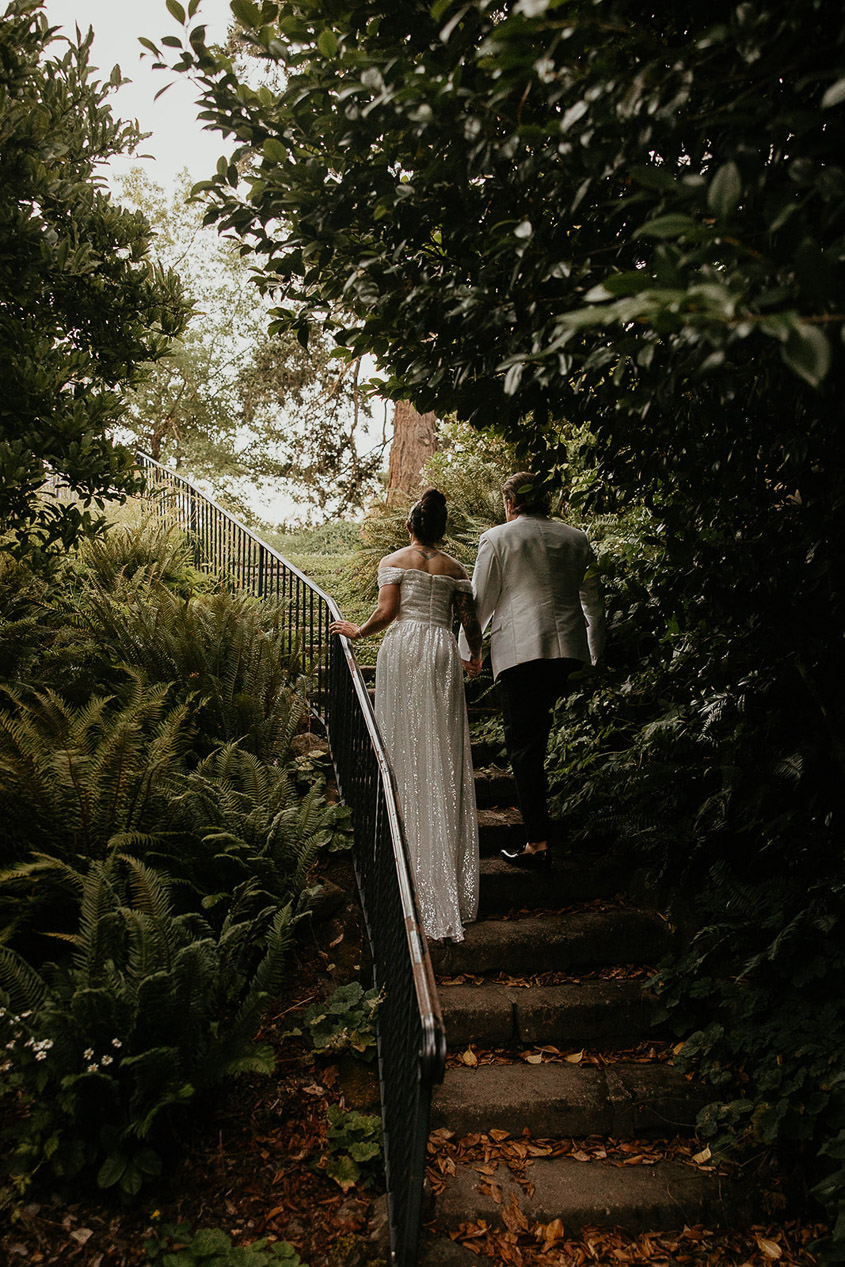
[0,0,189,558]
[155,0,844,747]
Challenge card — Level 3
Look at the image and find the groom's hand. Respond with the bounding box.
[462,655,482,678]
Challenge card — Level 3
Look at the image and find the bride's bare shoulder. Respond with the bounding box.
[437,552,468,580]
[379,547,410,568]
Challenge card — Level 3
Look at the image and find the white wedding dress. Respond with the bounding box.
[375,566,479,942]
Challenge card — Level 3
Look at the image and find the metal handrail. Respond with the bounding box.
[135,453,446,1265]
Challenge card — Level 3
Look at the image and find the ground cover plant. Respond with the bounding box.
[0,513,347,1217]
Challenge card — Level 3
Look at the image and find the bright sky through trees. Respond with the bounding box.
[41,0,235,187]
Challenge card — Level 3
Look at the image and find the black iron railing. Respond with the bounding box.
[136,453,446,1266]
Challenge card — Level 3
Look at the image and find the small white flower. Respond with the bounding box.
[111,1038,122,1049]
[20,1011,32,1019]
[0,1008,6,1018]
[35,1051,47,1062]
[86,1063,98,1074]
[24,1037,35,1048]
[100,1054,113,1066]
[83,1048,94,1060]
[5,1041,15,1051]
[1,1060,12,1073]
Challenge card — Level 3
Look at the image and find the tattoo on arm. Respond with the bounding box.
[454,591,482,659]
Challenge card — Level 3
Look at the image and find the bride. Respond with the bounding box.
[330,489,483,942]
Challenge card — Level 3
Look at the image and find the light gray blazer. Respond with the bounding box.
[458,514,606,680]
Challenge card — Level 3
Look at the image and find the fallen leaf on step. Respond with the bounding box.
[692,1146,712,1164]
[475,1164,498,1175]
[564,1049,584,1063]
[571,1149,592,1162]
[489,1128,510,1141]
[461,1048,478,1067]
[756,1237,783,1260]
[540,1218,565,1245]
[524,1053,543,1064]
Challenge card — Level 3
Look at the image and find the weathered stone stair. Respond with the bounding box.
[419,728,748,1263]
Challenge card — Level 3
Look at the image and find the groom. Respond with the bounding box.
[459,472,605,869]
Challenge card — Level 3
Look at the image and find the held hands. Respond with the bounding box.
[329,619,361,640]
[462,654,483,678]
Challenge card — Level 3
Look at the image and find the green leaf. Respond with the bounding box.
[821,78,845,109]
[598,271,649,297]
[324,1152,360,1192]
[97,1149,128,1189]
[263,137,287,162]
[635,214,698,239]
[317,29,338,58]
[166,0,186,22]
[707,161,741,218]
[231,0,261,26]
[781,322,831,388]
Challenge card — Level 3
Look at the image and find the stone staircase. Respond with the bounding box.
[416,703,748,1263]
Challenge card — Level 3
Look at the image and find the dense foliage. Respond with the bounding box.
[0,0,188,559]
[0,516,344,1199]
[151,0,843,1247]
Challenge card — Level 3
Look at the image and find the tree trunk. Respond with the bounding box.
[386,401,437,502]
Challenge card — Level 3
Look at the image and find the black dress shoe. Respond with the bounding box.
[499,846,552,870]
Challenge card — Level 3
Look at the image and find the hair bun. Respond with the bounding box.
[409,488,448,546]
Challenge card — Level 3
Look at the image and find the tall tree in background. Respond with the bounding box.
[119,171,382,519]
[0,0,188,559]
[386,402,437,503]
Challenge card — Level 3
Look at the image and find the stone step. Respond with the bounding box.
[478,854,629,913]
[439,978,658,1050]
[430,1061,707,1139]
[477,807,524,852]
[471,739,508,768]
[473,767,517,809]
[429,909,671,978]
[427,1153,746,1241]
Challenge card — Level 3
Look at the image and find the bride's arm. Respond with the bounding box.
[329,580,400,642]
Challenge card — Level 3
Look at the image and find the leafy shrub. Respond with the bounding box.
[76,516,209,599]
[0,675,188,878]
[0,855,293,1198]
[145,1224,307,1266]
[318,1104,383,1193]
[293,982,381,1061]
[164,744,338,916]
[78,579,305,761]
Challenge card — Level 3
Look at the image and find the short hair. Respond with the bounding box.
[502,472,550,515]
[408,488,447,545]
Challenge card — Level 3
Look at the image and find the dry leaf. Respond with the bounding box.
[489,1128,510,1141]
[544,1218,565,1243]
[756,1237,783,1260]
[564,1049,585,1063]
[524,1053,543,1064]
[475,1164,498,1175]
[692,1146,712,1164]
[461,1048,478,1067]
[571,1150,591,1162]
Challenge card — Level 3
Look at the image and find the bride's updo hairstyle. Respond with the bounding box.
[408,488,447,546]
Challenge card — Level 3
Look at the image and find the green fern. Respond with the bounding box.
[0,855,293,1197]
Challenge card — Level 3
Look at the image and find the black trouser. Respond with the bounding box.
[497,657,582,843]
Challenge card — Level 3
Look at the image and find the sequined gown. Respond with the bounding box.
[375,567,479,942]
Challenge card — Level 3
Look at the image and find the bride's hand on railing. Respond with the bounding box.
[330,619,361,641]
